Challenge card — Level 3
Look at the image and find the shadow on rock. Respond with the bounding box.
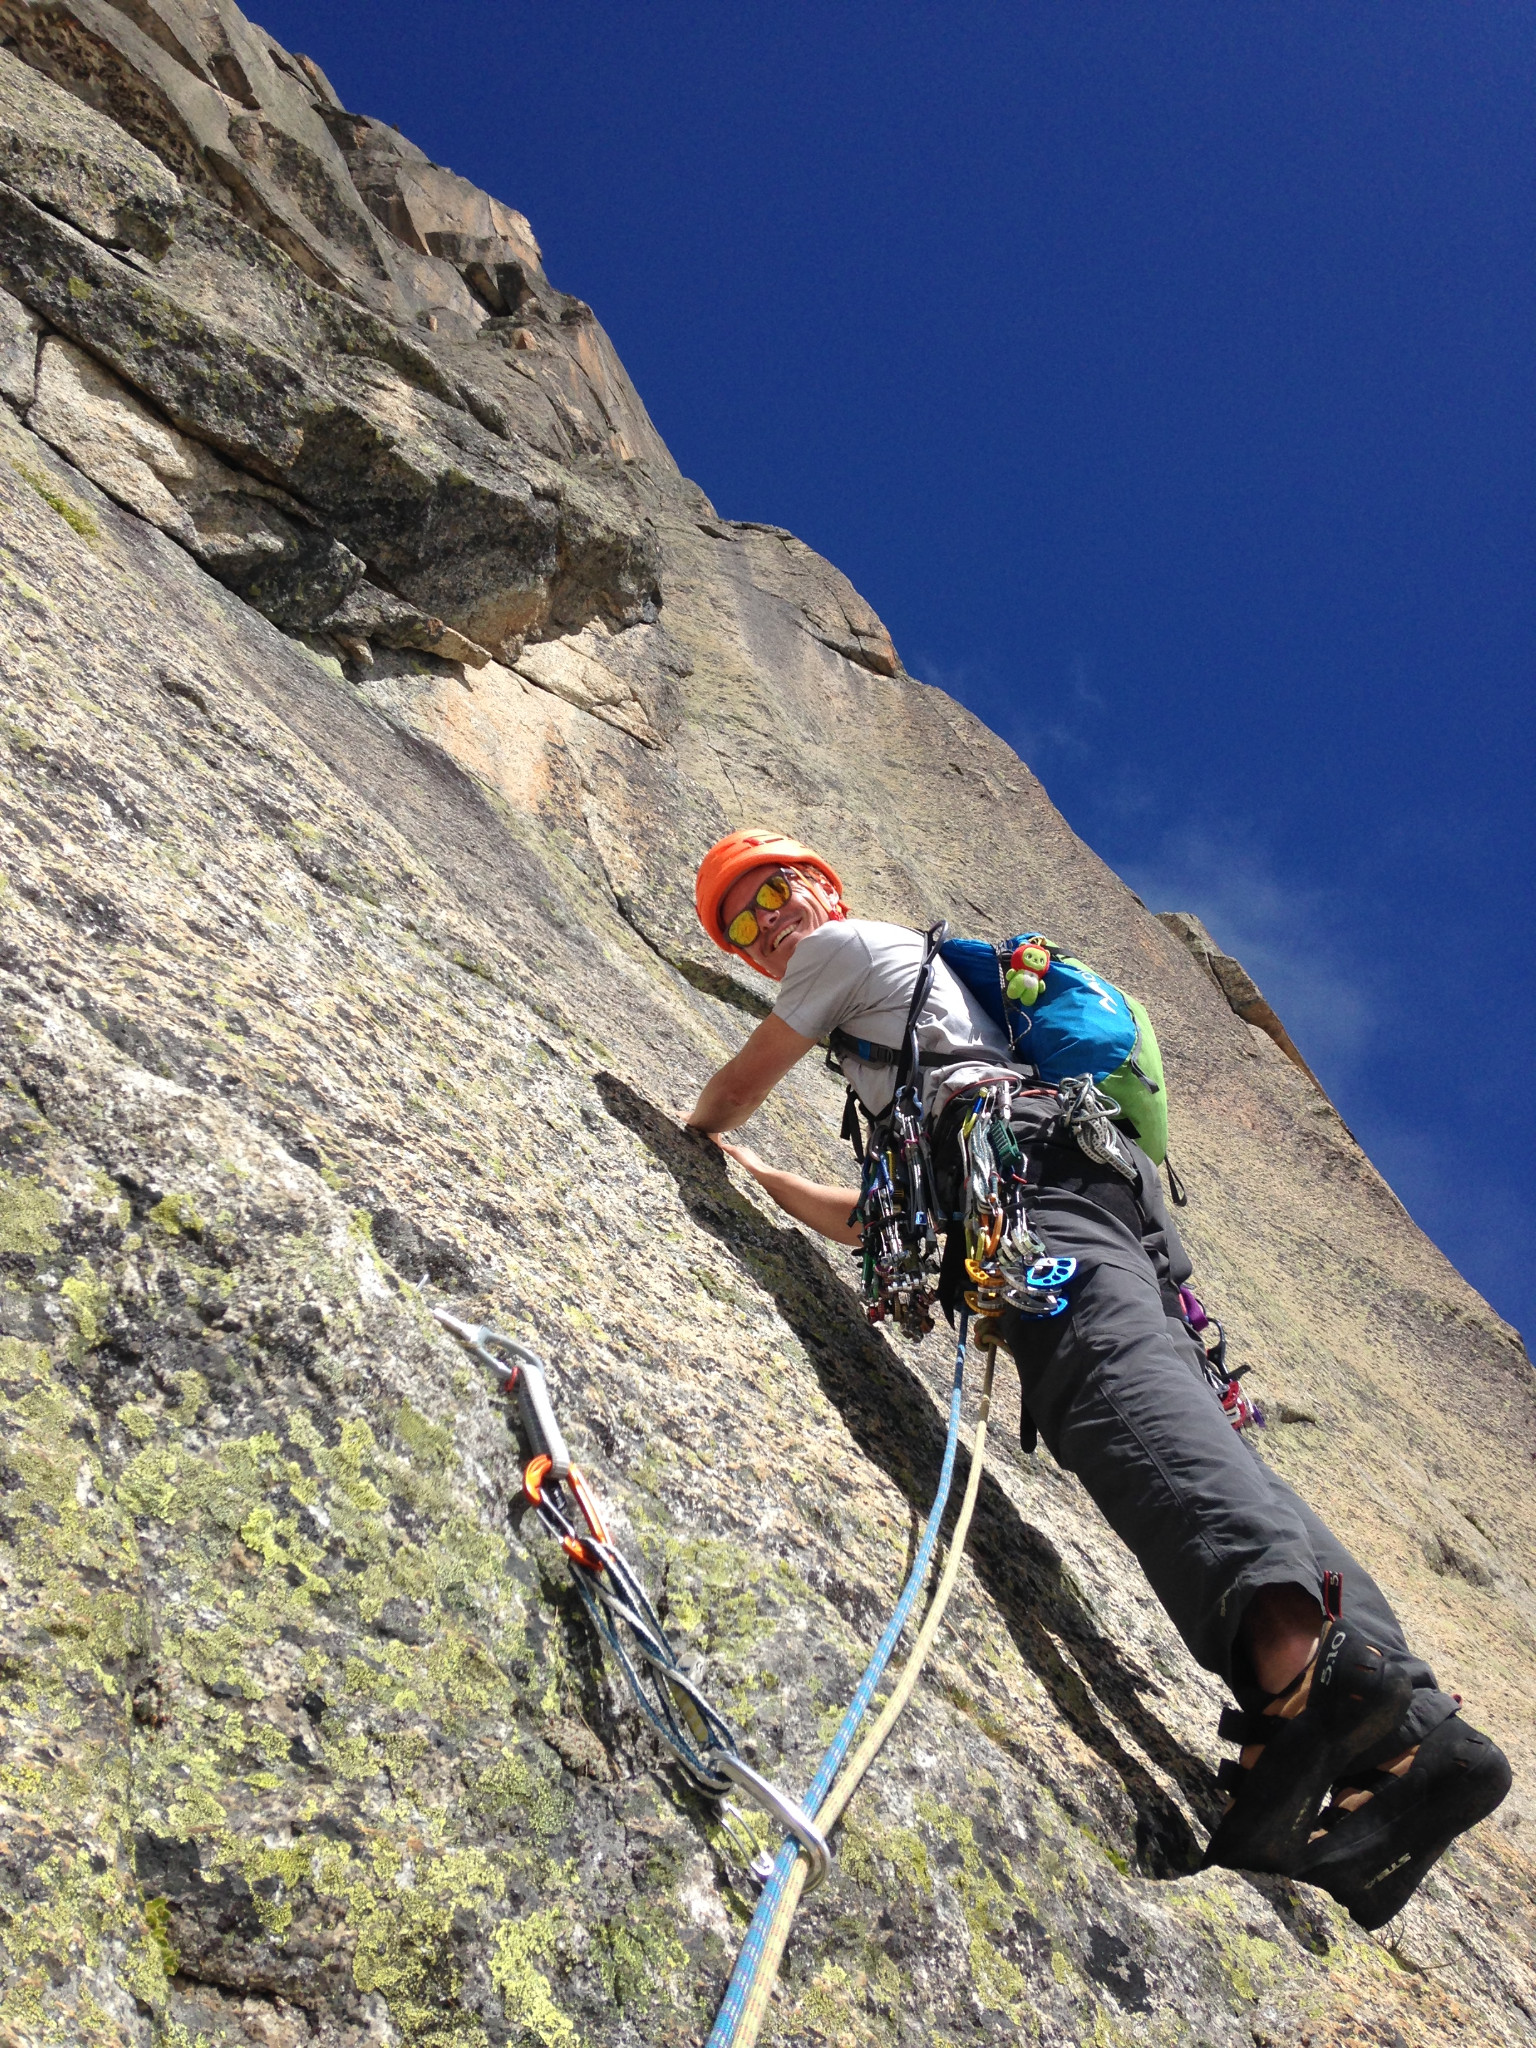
[594,1072,1214,1881]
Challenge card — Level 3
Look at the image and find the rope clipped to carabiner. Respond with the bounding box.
[432,1309,831,1886]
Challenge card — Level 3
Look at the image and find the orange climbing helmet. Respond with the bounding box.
[694,829,844,966]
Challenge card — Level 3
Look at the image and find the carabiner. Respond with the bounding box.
[566,1465,610,1547]
[964,1254,1005,1289]
[432,1310,573,1479]
[561,1531,604,1572]
[707,1751,834,1893]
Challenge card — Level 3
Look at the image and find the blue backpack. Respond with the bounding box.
[939,934,1170,1165]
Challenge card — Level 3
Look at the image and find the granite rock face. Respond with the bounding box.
[1156,912,1324,1092]
[0,31,665,654]
[1,12,1534,2048]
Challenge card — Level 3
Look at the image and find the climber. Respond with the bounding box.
[684,828,1510,1925]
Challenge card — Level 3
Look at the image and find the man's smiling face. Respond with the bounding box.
[719,863,838,980]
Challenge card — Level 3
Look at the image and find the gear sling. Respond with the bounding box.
[837,922,948,1338]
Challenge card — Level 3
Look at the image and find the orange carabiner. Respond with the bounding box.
[567,1465,610,1548]
[523,1453,553,1507]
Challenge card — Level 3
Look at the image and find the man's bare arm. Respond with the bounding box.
[714,1139,863,1245]
[687,1014,818,1133]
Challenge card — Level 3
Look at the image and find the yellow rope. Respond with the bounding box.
[733,1346,996,2046]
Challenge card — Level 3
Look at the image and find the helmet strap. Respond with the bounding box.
[798,868,845,922]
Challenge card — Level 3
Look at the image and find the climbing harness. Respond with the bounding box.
[842,959,1248,1442]
[833,922,1155,1340]
[431,1309,831,1886]
[706,1312,994,2048]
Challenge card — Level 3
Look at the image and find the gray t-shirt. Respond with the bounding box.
[772,918,1025,1114]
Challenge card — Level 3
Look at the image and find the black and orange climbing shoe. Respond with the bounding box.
[1296,1714,1511,1928]
[1203,1622,1415,1877]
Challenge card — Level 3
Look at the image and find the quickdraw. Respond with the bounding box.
[1056,1070,1139,1182]
[432,1309,832,1888]
[852,1083,940,1338]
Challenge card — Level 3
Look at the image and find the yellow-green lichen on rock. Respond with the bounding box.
[0,6,1532,2046]
[0,1169,61,1255]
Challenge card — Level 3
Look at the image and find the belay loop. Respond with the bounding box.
[432,1310,832,1887]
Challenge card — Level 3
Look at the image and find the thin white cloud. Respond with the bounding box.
[903,669,1528,1337]
[1122,827,1382,1078]
[911,647,1117,784]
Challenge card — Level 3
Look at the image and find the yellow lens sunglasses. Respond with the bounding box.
[724,871,795,949]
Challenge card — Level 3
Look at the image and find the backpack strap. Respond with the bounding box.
[828,1030,976,1070]
[839,1086,866,1163]
[895,920,948,1093]
[829,919,1014,1135]
[829,921,978,1077]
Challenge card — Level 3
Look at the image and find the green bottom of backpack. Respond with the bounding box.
[1098,993,1169,1165]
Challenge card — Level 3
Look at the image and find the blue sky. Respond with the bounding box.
[253,2,1535,1346]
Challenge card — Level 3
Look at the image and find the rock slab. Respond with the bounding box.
[0,10,1533,2048]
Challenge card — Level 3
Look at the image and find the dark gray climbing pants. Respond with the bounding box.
[1001,1105,1458,1744]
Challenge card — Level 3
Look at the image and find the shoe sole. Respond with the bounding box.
[1299,1720,1511,1929]
[1204,1640,1414,1877]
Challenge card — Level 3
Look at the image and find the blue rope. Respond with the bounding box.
[706,1311,971,2047]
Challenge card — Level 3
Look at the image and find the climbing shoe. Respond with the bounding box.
[1203,1622,1415,1876]
[1296,1713,1511,1929]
